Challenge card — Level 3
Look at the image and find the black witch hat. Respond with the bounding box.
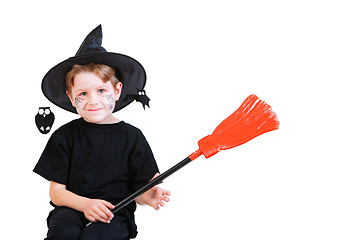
[41,25,149,113]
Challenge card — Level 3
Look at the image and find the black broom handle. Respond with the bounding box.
[86,156,192,227]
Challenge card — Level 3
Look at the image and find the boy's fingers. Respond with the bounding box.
[91,211,111,224]
[87,215,96,222]
[162,189,171,196]
[96,215,111,224]
[88,211,102,223]
[99,204,114,219]
[102,200,115,209]
[151,172,160,180]
[93,207,108,220]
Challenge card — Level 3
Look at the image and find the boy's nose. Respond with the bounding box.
[88,93,99,105]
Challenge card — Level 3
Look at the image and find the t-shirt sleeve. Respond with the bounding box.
[127,129,159,192]
[33,130,71,185]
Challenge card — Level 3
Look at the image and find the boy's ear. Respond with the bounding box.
[66,91,76,107]
[115,82,123,101]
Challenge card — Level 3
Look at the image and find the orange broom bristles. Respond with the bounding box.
[197,94,280,159]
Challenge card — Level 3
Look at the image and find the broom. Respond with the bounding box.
[87,94,279,226]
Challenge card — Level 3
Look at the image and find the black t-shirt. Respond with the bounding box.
[34,118,159,236]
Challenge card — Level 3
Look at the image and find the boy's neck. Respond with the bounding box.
[83,115,121,124]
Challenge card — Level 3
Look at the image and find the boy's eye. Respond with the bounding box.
[98,89,106,93]
[80,92,87,96]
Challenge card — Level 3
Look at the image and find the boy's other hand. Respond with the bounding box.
[83,199,115,223]
[137,173,171,210]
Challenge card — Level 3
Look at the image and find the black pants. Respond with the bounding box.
[45,206,130,240]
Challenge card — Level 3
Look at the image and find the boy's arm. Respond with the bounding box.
[49,181,114,223]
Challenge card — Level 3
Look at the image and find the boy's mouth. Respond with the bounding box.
[87,108,103,112]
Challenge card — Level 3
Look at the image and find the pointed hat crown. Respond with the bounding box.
[75,24,107,55]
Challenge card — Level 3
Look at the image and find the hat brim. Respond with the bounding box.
[41,52,146,114]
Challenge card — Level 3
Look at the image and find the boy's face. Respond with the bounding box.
[66,72,122,124]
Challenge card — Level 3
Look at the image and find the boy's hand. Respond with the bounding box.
[83,199,115,223]
[136,173,171,210]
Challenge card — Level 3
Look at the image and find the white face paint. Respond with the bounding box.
[67,72,122,124]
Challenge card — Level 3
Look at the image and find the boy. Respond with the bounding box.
[34,25,170,239]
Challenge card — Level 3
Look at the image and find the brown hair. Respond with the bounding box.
[66,63,121,93]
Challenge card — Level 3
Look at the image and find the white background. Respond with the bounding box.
[1,0,359,239]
